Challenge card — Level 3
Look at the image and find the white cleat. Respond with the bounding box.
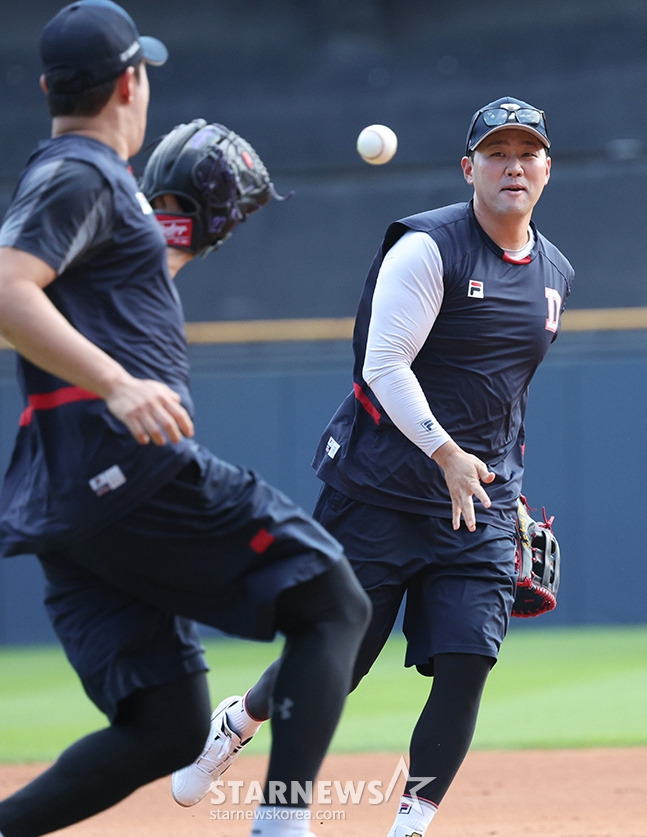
[172,695,252,807]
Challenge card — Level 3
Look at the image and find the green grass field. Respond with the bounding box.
[0,625,645,763]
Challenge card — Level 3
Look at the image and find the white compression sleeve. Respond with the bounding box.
[362,230,452,457]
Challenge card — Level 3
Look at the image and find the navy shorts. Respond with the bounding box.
[314,485,517,678]
[39,446,344,720]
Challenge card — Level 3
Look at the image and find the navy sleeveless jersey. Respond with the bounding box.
[0,135,198,556]
[313,201,573,530]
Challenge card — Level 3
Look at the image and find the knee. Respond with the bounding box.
[276,557,371,643]
[330,556,372,630]
[154,710,211,776]
[115,674,213,778]
[432,653,494,703]
[133,695,211,775]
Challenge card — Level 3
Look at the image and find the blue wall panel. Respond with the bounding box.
[2,332,647,644]
[520,334,647,628]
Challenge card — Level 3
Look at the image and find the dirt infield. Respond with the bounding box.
[1,748,646,836]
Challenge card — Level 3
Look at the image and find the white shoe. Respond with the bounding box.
[172,695,253,807]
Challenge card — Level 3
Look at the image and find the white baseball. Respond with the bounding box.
[356,124,398,165]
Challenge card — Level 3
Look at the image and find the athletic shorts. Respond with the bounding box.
[39,445,344,720]
[313,485,517,678]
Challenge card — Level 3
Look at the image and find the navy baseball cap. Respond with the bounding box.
[40,0,168,94]
[465,96,550,154]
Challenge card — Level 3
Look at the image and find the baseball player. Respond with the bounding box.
[0,3,370,837]
[171,97,574,836]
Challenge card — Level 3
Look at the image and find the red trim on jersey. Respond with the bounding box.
[249,528,276,554]
[19,386,102,426]
[502,252,532,264]
[353,382,381,425]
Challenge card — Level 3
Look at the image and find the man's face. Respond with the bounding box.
[461,129,551,219]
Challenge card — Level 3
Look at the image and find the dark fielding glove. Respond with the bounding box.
[513,495,561,617]
[141,118,289,256]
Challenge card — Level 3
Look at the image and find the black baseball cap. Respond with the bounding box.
[40,0,168,94]
[465,96,550,155]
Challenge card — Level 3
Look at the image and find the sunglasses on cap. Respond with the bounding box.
[480,107,546,129]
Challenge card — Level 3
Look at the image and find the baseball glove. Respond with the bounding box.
[512,495,561,617]
[141,118,288,256]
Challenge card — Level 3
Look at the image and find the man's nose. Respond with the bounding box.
[505,158,524,174]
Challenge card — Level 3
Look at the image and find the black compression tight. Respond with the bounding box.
[262,557,371,802]
[243,647,493,808]
[406,652,493,805]
[0,672,212,837]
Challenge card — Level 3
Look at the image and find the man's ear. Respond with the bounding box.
[39,74,49,95]
[116,66,136,103]
[461,155,474,185]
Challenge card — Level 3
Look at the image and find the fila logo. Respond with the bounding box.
[89,464,126,496]
[468,280,484,298]
[326,436,341,459]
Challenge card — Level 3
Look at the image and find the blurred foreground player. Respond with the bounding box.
[172,96,573,836]
[0,3,369,836]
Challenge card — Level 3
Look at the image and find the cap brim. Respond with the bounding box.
[140,35,168,67]
[470,124,550,152]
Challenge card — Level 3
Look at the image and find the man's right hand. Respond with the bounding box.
[104,377,194,446]
[432,440,495,532]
